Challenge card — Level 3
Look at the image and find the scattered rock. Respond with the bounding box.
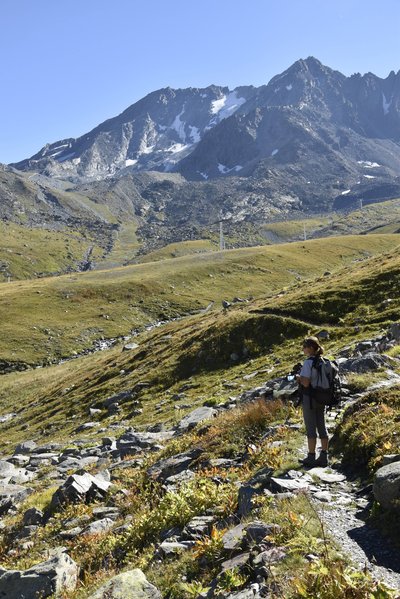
[222,524,246,550]
[82,517,114,536]
[50,471,111,509]
[86,569,162,599]
[14,441,37,455]
[382,454,400,467]
[373,462,400,511]
[147,448,202,482]
[23,507,44,526]
[307,468,346,484]
[338,353,391,373]
[0,548,78,598]
[245,521,280,545]
[177,406,217,431]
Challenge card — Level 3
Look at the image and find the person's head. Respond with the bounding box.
[302,336,324,357]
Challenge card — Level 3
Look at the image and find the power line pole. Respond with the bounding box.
[359,198,363,210]
[219,221,225,250]
[303,223,307,241]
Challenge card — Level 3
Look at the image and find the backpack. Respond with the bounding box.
[310,356,342,408]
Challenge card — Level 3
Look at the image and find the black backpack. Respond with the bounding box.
[310,356,342,408]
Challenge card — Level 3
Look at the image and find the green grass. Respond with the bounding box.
[331,386,400,477]
[0,234,397,365]
[137,239,218,263]
[262,198,400,243]
[0,234,400,597]
[0,222,104,281]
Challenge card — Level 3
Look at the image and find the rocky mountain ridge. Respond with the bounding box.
[11,57,400,215]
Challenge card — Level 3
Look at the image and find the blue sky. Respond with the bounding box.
[1,0,399,163]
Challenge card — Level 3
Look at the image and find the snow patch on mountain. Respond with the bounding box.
[271,149,279,156]
[357,160,381,168]
[218,163,243,174]
[189,126,201,143]
[382,93,392,115]
[211,91,246,120]
[171,109,187,142]
[125,159,138,167]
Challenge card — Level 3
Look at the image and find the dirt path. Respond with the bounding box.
[297,389,400,592]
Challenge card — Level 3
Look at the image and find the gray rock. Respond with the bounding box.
[0,483,33,504]
[103,390,133,408]
[75,422,97,432]
[92,506,120,519]
[307,468,346,483]
[270,477,310,493]
[123,342,140,351]
[221,552,250,572]
[0,548,78,598]
[339,353,391,373]
[245,521,280,545]
[0,413,17,424]
[183,515,215,539]
[0,460,17,478]
[177,406,217,431]
[23,507,44,526]
[158,541,194,557]
[147,448,202,482]
[86,569,162,599]
[50,471,111,509]
[164,469,196,488]
[59,527,83,540]
[252,546,286,566]
[82,517,114,536]
[373,462,400,511]
[313,490,333,502]
[8,454,30,467]
[14,441,37,455]
[222,524,246,550]
[388,322,400,341]
[237,485,261,517]
[382,454,400,466]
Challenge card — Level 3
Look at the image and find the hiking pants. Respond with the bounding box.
[302,395,328,439]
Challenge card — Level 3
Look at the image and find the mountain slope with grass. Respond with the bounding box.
[0,235,399,598]
[0,234,397,366]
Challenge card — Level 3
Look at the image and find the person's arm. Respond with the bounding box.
[296,359,312,388]
[297,375,310,387]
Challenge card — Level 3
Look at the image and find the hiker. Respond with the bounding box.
[296,336,329,467]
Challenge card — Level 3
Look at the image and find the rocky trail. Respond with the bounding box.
[296,403,400,591]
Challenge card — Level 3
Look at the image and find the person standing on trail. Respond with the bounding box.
[296,336,329,467]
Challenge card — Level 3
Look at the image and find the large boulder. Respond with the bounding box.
[338,353,390,373]
[87,569,162,599]
[373,462,400,511]
[50,471,111,509]
[0,549,78,598]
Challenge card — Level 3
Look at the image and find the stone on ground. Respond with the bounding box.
[86,569,162,598]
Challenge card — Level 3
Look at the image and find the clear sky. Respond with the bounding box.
[1,0,399,163]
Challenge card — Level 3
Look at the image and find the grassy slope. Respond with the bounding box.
[262,197,400,243]
[0,222,104,281]
[0,235,399,453]
[0,234,397,364]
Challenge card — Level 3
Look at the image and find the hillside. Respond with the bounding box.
[0,234,397,367]
[0,233,399,598]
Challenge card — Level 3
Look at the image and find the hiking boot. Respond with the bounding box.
[299,452,316,467]
[315,451,329,467]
